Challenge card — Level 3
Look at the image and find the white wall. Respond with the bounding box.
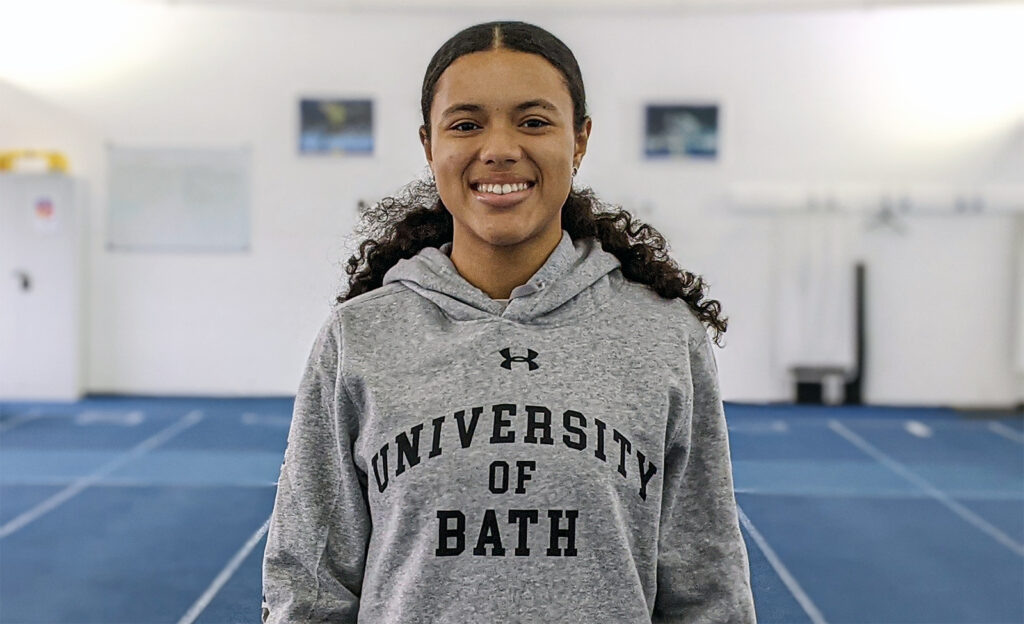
[1,1,1021,406]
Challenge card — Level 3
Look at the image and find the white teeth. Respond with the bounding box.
[476,182,530,195]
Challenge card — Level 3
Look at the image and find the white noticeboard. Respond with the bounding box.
[107,145,251,252]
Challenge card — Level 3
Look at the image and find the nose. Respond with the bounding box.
[478,124,522,166]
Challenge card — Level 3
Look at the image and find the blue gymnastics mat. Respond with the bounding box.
[1,397,1021,623]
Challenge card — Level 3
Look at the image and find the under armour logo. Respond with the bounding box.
[499,348,539,371]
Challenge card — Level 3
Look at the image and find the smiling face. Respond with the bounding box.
[420,47,591,259]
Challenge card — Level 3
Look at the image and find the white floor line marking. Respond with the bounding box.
[0,408,43,434]
[0,411,204,540]
[733,487,1024,501]
[987,421,1024,444]
[729,420,789,434]
[177,515,271,624]
[736,505,828,624]
[828,419,1024,558]
[241,412,290,428]
[75,410,145,427]
[1,479,278,488]
[904,420,933,438]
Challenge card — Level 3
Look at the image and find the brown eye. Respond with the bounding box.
[523,119,549,128]
[452,122,480,132]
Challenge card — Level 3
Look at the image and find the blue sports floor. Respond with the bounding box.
[0,397,1021,624]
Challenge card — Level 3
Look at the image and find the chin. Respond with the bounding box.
[456,211,556,251]
[477,229,531,248]
[473,221,543,247]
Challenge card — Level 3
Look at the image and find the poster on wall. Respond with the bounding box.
[644,103,719,160]
[107,145,251,252]
[299,98,373,155]
[33,196,60,233]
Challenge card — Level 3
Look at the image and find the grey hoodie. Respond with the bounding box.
[262,230,756,624]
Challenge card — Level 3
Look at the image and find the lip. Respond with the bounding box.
[472,177,534,185]
[471,182,535,208]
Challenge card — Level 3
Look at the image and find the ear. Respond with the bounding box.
[573,117,592,168]
[419,125,433,167]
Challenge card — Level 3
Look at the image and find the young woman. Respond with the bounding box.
[262,21,756,624]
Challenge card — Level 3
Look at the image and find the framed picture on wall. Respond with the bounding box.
[299,98,373,155]
[644,103,719,160]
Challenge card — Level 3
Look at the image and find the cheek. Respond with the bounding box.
[540,154,573,183]
[437,152,468,183]
[542,141,575,172]
[433,152,470,210]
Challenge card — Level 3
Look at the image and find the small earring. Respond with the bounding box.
[571,165,578,178]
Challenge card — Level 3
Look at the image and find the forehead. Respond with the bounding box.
[432,49,572,118]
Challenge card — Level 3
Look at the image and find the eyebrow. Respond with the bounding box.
[440,99,558,119]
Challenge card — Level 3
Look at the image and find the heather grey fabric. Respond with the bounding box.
[262,230,756,623]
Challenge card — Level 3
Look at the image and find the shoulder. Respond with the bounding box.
[321,282,430,337]
[304,284,419,369]
[334,282,408,315]
[614,274,708,349]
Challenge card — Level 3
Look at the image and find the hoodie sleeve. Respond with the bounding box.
[652,329,757,624]
[262,311,372,624]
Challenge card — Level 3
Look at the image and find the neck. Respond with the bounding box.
[449,228,562,300]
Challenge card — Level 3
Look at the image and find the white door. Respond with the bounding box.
[0,172,83,400]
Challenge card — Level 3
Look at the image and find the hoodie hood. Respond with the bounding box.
[381,230,622,324]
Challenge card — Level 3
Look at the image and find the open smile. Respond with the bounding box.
[470,181,536,208]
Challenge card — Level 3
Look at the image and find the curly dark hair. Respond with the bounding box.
[338,21,728,346]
